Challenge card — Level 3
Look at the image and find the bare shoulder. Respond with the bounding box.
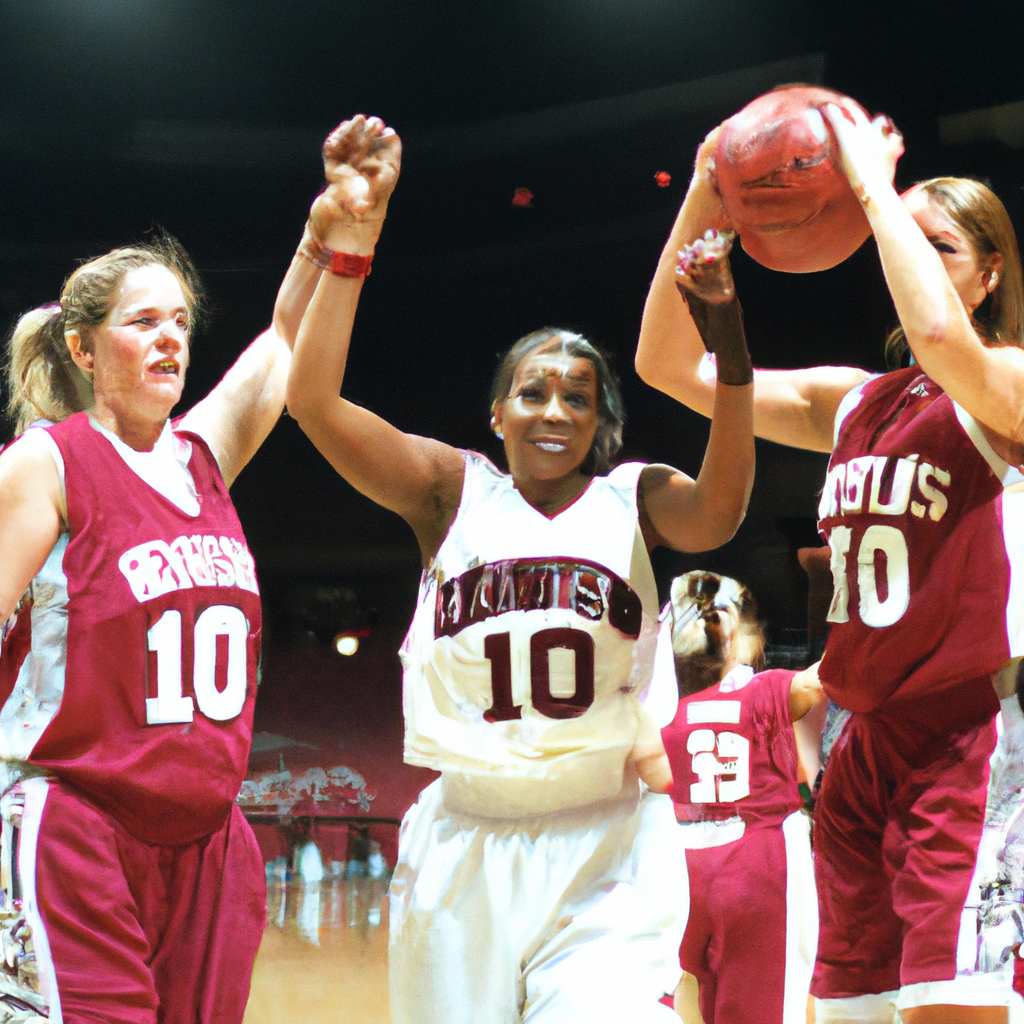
[404,438,467,562]
[638,462,691,493]
[789,661,825,721]
[0,430,61,486]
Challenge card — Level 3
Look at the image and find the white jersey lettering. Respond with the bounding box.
[120,535,259,602]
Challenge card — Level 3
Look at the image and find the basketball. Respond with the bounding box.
[713,86,895,273]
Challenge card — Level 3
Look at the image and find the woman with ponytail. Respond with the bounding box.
[0,114,392,1024]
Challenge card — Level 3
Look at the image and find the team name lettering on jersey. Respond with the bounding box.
[118,535,259,602]
[435,558,642,640]
[818,455,950,523]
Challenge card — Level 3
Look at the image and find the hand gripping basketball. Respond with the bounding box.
[712,86,901,273]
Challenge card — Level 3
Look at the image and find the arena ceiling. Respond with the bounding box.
[2,0,1022,634]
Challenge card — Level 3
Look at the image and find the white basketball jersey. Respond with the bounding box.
[401,453,660,817]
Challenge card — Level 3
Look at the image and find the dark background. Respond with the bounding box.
[2,0,1023,652]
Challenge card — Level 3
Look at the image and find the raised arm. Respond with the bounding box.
[285,118,465,562]
[637,236,755,552]
[179,123,375,487]
[823,101,1024,458]
[636,131,868,454]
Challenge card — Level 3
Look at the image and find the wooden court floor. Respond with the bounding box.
[244,877,391,1024]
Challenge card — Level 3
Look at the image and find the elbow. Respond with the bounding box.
[906,307,954,356]
[634,344,658,388]
[707,506,747,550]
[284,385,317,432]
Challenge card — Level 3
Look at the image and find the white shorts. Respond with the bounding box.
[388,777,687,1024]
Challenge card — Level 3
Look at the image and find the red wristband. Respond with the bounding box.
[299,235,373,277]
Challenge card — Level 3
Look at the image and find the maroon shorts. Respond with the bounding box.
[811,680,999,999]
[680,826,791,1024]
[14,778,266,1024]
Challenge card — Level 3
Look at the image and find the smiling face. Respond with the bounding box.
[69,263,191,427]
[903,186,1002,316]
[491,339,600,488]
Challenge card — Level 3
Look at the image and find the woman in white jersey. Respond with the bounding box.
[636,99,1024,1024]
[0,116,392,1024]
[287,121,756,1024]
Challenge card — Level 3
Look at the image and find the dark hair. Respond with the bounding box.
[5,234,204,434]
[886,177,1023,368]
[489,327,624,476]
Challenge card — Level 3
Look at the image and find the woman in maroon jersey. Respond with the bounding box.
[637,102,1024,1024]
[0,117,396,1024]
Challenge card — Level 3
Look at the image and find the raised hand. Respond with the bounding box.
[821,100,903,208]
[309,115,402,248]
[682,126,732,235]
[674,228,751,386]
[676,228,737,305]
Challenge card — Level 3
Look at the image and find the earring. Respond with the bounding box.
[494,430,504,440]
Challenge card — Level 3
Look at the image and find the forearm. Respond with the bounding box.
[636,191,724,416]
[285,264,367,426]
[689,381,755,547]
[869,188,1024,443]
[272,231,324,348]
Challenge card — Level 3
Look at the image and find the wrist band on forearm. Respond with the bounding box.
[298,235,374,277]
[683,293,753,386]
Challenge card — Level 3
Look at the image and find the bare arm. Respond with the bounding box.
[789,661,825,721]
[636,131,869,454]
[179,122,371,487]
[637,233,756,552]
[0,434,63,622]
[823,101,1024,454]
[630,703,673,794]
[285,119,465,561]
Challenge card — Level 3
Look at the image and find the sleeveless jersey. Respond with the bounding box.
[662,666,804,827]
[817,368,1024,713]
[400,453,660,817]
[0,413,261,845]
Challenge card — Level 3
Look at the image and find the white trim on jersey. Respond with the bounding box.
[1004,487,1024,658]
[93,419,200,516]
[32,428,66,497]
[674,815,746,848]
[833,378,875,448]
[894,975,1013,1011]
[0,535,69,761]
[15,778,63,1023]
[782,809,817,1024]
[953,403,1024,486]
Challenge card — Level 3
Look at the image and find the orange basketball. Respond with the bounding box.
[713,86,893,273]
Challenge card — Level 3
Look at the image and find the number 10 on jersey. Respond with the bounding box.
[483,627,596,721]
[146,605,249,724]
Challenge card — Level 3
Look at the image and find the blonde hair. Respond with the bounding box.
[668,571,765,697]
[887,177,1024,367]
[5,236,203,435]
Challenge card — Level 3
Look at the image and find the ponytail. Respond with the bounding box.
[4,232,201,436]
[6,304,91,435]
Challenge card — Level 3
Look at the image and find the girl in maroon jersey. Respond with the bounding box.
[0,117,394,1024]
[637,101,1024,1024]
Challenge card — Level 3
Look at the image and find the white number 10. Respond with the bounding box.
[146,605,249,724]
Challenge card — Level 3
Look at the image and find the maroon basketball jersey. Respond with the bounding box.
[818,369,1023,713]
[662,667,804,826]
[20,413,261,844]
